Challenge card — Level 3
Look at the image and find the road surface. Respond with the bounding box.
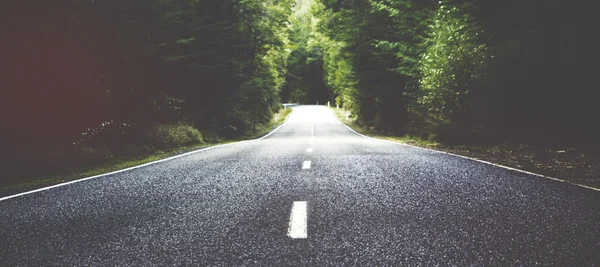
[1,105,599,266]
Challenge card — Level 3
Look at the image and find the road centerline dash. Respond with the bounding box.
[302,161,311,169]
[287,201,307,239]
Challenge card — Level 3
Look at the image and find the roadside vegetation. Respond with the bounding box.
[331,107,600,189]
[287,0,598,189]
[3,0,296,193]
[3,0,597,193]
[297,0,597,152]
[1,108,292,196]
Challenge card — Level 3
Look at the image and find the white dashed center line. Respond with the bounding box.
[302,161,311,169]
[287,201,307,239]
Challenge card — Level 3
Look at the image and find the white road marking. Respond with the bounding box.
[287,201,307,239]
[302,161,311,169]
[307,148,313,152]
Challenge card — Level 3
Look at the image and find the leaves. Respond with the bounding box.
[418,3,487,122]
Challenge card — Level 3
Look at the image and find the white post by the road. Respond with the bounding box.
[336,104,339,109]
[327,101,330,107]
[345,110,350,121]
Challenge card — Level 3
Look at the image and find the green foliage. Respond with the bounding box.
[145,124,204,149]
[418,3,487,128]
[310,0,598,147]
[175,37,196,44]
[222,0,294,132]
[280,0,331,104]
[2,0,297,185]
[302,0,493,139]
[308,0,360,113]
[370,0,431,79]
[4,0,598,188]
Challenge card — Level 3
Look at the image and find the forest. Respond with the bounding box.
[284,0,597,146]
[2,0,598,187]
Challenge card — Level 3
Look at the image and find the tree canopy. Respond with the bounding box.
[284,0,598,147]
[3,0,598,185]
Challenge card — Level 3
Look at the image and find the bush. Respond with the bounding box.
[144,124,204,149]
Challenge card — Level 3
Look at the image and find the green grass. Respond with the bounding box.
[249,107,292,138]
[1,108,293,195]
[5,143,211,191]
[176,37,196,44]
[329,107,440,148]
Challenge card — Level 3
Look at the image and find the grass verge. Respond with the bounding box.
[0,108,293,198]
[238,107,292,140]
[330,107,600,190]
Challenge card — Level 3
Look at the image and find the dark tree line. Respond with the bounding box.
[279,1,331,104]
[2,0,294,185]
[1,0,597,186]
[288,0,598,148]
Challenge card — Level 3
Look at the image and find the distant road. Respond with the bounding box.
[1,105,598,265]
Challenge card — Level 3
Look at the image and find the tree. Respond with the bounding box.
[418,2,487,141]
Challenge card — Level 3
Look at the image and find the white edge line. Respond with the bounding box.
[331,110,600,192]
[0,109,295,202]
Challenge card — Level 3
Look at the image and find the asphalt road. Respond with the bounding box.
[1,105,599,266]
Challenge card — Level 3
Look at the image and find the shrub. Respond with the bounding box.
[144,124,204,149]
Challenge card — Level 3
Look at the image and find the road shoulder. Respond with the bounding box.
[329,106,600,191]
[0,108,294,199]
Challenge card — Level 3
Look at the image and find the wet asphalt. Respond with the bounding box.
[1,105,599,266]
